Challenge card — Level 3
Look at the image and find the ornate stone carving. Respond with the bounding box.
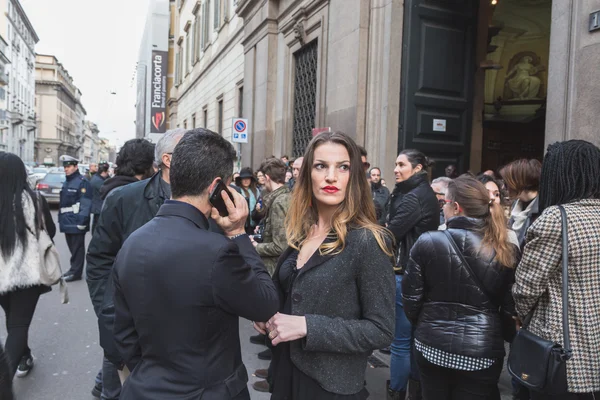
[294,21,306,46]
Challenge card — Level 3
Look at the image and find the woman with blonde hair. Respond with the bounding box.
[254,131,395,399]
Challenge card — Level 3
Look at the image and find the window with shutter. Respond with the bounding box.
[194,15,200,62]
[203,1,210,49]
[214,0,220,30]
[185,33,190,75]
[174,50,180,86]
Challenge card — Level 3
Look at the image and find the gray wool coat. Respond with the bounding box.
[272,228,395,395]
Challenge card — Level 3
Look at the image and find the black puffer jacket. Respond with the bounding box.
[386,172,439,269]
[402,217,517,359]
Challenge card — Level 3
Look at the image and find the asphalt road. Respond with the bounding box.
[1,210,511,399]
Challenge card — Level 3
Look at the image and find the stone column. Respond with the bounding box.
[239,0,279,169]
[324,0,370,141]
[546,0,600,147]
[364,0,404,182]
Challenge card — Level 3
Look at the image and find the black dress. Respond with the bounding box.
[270,250,369,400]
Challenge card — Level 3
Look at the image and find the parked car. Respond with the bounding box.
[36,172,66,205]
[28,167,49,188]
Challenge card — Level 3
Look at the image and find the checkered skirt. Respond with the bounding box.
[513,199,600,393]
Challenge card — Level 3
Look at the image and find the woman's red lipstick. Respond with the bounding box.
[323,186,339,193]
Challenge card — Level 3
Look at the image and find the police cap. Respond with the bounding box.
[59,155,79,167]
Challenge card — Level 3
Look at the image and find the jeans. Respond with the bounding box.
[390,275,415,391]
[416,350,502,400]
[0,286,41,377]
[102,357,121,400]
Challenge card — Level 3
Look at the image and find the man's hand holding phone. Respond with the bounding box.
[210,187,248,237]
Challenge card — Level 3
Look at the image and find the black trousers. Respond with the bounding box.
[0,286,41,377]
[92,213,100,234]
[0,343,13,399]
[416,350,502,400]
[65,233,86,278]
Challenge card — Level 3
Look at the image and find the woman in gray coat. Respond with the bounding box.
[254,131,395,399]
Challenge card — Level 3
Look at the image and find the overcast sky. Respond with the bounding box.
[21,0,151,149]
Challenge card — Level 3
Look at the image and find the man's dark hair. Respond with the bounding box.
[171,129,236,198]
[259,158,287,184]
[369,167,381,174]
[114,139,155,177]
[358,146,368,158]
[98,163,110,174]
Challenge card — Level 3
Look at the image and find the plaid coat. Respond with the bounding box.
[513,199,600,393]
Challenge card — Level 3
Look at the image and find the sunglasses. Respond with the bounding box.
[363,162,371,169]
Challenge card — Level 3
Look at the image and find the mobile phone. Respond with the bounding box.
[209,179,235,217]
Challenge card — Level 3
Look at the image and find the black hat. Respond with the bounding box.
[235,167,255,187]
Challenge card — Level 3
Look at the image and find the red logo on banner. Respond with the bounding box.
[152,112,165,131]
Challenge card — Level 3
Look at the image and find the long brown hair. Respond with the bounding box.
[286,131,394,256]
[447,176,517,268]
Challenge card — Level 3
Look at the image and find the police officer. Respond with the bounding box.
[59,155,93,282]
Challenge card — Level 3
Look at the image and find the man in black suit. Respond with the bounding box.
[112,129,279,400]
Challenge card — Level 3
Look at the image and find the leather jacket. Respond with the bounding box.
[402,217,518,359]
[386,172,439,269]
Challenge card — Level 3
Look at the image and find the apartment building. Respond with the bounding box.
[34,54,87,166]
[168,0,244,144]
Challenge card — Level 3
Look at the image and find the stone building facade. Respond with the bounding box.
[83,120,100,164]
[1,0,38,163]
[235,0,600,182]
[0,35,10,152]
[34,54,87,166]
[168,0,245,146]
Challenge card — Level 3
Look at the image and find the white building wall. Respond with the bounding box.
[5,0,37,163]
[174,0,244,143]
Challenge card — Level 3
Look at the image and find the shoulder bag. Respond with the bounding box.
[443,230,516,342]
[507,205,571,394]
[35,193,69,304]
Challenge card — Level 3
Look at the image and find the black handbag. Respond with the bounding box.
[507,205,572,394]
[443,230,516,342]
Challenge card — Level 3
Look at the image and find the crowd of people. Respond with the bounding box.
[0,129,599,400]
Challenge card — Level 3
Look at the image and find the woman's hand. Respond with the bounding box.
[513,316,523,331]
[253,321,267,335]
[266,313,307,346]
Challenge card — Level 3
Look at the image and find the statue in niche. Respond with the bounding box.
[504,54,545,100]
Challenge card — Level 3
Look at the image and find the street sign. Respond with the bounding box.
[231,118,249,143]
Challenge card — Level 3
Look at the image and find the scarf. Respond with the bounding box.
[511,197,538,233]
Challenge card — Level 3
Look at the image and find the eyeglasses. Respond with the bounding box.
[438,199,453,208]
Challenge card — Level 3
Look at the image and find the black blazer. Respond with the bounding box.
[112,200,279,400]
[272,228,395,395]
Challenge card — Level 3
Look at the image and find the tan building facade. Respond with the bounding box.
[35,54,87,166]
[235,0,600,182]
[168,0,245,148]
